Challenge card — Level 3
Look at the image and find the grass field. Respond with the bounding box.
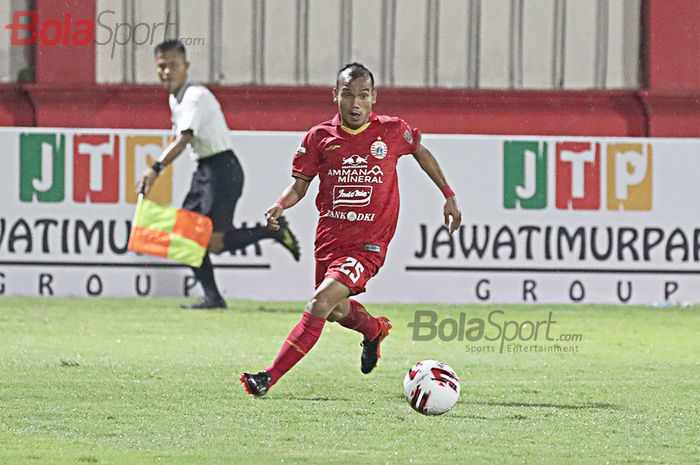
[0,297,698,465]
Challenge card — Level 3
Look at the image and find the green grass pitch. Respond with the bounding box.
[0,297,698,464]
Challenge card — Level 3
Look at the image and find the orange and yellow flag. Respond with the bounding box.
[127,195,212,267]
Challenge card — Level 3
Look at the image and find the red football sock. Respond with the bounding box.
[337,299,381,340]
[266,311,326,385]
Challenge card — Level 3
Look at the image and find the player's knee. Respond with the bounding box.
[306,297,334,318]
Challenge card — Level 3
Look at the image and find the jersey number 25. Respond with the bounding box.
[339,257,365,284]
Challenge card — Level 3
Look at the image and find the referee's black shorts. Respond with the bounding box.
[181,150,243,232]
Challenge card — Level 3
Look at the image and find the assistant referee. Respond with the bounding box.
[138,40,300,309]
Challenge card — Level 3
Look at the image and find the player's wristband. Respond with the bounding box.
[276,198,287,209]
[151,161,164,175]
[440,185,455,199]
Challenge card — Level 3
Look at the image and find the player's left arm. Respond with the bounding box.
[412,143,462,234]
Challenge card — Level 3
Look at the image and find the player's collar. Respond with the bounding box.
[334,112,378,135]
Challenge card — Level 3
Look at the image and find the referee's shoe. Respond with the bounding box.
[180,296,227,310]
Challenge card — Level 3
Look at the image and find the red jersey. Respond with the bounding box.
[292,112,421,262]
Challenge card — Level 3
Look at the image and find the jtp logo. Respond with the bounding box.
[73,134,120,203]
[19,132,172,205]
[19,133,66,202]
[503,141,547,209]
[555,142,601,210]
[503,140,652,211]
[605,143,653,211]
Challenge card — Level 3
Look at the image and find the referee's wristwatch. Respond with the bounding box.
[151,161,164,175]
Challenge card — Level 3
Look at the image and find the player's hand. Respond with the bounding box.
[443,197,462,234]
[136,168,158,196]
[265,203,284,230]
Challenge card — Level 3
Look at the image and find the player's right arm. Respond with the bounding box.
[265,177,311,230]
[266,129,320,230]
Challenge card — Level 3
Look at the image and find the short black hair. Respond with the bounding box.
[154,39,186,58]
[336,62,375,88]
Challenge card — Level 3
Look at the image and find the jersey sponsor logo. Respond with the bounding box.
[324,210,376,222]
[342,154,368,168]
[327,165,384,184]
[370,140,388,159]
[333,185,373,208]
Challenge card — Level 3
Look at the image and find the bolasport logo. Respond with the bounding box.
[4,11,93,46]
[408,309,583,354]
[3,10,204,58]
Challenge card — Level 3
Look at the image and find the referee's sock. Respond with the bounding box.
[223,218,301,261]
[223,226,274,251]
[192,254,223,300]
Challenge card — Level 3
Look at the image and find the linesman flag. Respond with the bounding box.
[128,194,212,267]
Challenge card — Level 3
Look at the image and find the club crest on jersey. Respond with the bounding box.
[370,140,388,159]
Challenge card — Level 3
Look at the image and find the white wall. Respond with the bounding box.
[0,0,32,83]
[44,0,641,89]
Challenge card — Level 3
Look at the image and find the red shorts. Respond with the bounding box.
[315,251,384,295]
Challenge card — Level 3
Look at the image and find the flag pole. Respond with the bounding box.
[133,190,145,229]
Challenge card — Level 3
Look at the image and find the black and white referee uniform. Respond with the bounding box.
[170,81,244,231]
[171,81,300,309]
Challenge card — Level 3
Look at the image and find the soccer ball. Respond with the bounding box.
[403,360,460,415]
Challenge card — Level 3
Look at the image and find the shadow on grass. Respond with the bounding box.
[474,401,619,410]
[258,396,353,402]
[254,306,300,314]
[446,414,491,420]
